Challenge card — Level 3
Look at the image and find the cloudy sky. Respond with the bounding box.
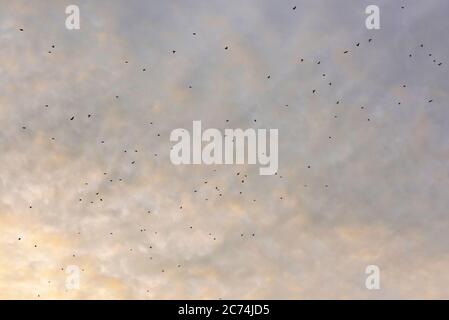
[1,0,449,299]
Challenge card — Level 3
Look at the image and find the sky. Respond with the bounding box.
[0,0,449,299]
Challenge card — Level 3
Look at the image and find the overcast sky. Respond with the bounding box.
[1,0,449,299]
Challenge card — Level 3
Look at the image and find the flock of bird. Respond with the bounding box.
[13,3,445,298]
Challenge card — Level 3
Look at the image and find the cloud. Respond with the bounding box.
[0,0,449,299]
